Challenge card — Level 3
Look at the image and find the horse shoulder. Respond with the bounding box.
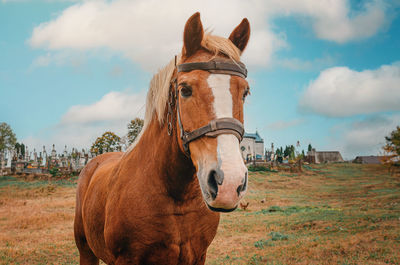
[78,152,124,263]
[81,152,124,213]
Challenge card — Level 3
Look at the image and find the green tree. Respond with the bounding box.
[90,131,122,155]
[382,126,400,167]
[283,146,289,157]
[385,126,400,156]
[127,118,144,144]
[15,143,20,153]
[308,143,313,152]
[289,145,295,160]
[283,145,295,159]
[276,147,282,156]
[0,122,16,153]
[14,142,25,157]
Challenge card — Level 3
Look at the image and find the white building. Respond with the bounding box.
[240,131,264,161]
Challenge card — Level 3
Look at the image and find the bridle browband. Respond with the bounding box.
[168,57,247,155]
[177,59,247,79]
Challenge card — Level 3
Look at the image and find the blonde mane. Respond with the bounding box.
[125,34,241,154]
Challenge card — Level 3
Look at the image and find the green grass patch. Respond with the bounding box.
[269,231,289,241]
[248,165,278,172]
[254,232,289,249]
[251,205,324,216]
[0,175,77,188]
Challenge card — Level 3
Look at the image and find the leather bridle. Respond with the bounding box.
[168,57,247,155]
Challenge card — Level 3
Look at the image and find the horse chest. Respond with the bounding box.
[107,209,219,264]
[144,215,217,264]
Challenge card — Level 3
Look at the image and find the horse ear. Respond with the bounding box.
[183,12,204,57]
[228,18,250,52]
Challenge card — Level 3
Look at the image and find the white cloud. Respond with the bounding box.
[28,0,391,71]
[61,90,146,125]
[29,0,281,71]
[23,90,146,153]
[299,62,400,117]
[329,115,400,159]
[267,118,304,130]
[266,0,388,43]
[23,121,126,154]
[309,0,386,43]
[2,0,79,3]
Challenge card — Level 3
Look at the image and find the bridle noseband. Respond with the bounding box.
[168,57,247,155]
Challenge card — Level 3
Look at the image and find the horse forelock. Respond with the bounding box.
[201,33,241,62]
[125,33,241,155]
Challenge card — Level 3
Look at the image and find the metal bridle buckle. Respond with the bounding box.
[166,113,172,136]
[166,88,174,136]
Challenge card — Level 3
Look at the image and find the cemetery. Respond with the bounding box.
[0,145,92,177]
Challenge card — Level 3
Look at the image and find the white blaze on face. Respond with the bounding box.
[207,74,247,199]
[208,74,232,118]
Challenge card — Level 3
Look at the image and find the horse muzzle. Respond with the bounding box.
[190,134,248,212]
[202,166,248,211]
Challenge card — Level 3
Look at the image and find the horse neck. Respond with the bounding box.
[124,113,197,201]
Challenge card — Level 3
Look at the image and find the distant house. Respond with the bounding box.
[240,131,264,161]
[353,156,383,164]
[307,149,344,163]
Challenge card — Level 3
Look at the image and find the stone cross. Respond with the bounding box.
[51,144,57,160]
[6,150,12,168]
[42,146,47,167]
[34,148,38,162]
[25,146,30,161]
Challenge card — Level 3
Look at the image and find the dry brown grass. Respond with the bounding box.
[206,163,400,264]
[1,163,399,264]
[0,181,78,264]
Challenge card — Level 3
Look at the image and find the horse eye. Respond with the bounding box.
[180,84,192,98]
[242,88,250,102]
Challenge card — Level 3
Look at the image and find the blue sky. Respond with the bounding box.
[1,0,399,159]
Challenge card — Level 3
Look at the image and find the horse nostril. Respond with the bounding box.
[236,171,248,197]
[243,171,248,190]
[207,170,219,200]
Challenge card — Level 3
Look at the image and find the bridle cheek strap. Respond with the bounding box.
[172,57,247,155]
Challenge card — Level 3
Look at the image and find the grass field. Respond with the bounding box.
[1,163,399,264]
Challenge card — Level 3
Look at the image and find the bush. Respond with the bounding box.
[254,239,274,249]
[269,231,289,241]
[267,205,284,212]
[248,165,278,172]
[254,232,289,249]
[49,167,59,177]
[248,165,268,172]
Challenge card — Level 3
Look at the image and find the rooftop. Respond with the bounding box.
[353,156,384,164]
[244,131,264,143]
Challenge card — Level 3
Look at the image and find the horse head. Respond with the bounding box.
[174,12,250,212]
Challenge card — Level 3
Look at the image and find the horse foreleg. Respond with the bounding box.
[78,246,99,265]
[75,235,99,265]
[74,214,99,265]
[195,253,207,265]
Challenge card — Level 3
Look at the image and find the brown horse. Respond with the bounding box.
[74,12,250,265]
